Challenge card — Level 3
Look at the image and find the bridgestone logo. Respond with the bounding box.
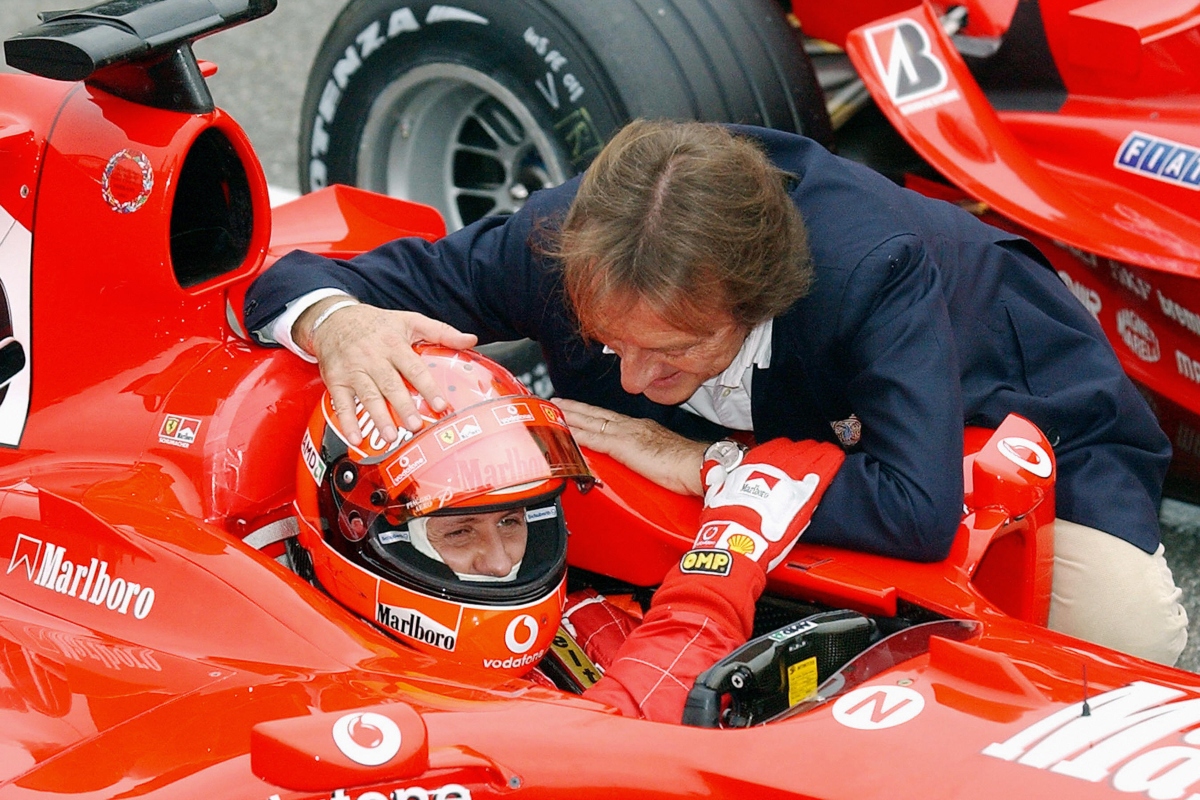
[8,534,156,619]
[1159,291,1200,337]
[377,602,457,651]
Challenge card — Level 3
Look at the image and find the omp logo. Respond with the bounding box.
[377,602,458,651]
[1058,271,1101,319]
[832,685,925,730]
[680,548,733,576]
[332,712,402,766]
[864,18,951,108]
[268,783,472,800]
[7,534,156,619]
[983,681,1200,800]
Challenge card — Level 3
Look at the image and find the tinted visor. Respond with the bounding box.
[364,398,593,525]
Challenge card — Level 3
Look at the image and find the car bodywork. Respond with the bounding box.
[2,2,1200,799]
[792,0,1200,500]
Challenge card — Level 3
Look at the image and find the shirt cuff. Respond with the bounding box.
[265,288,355,363]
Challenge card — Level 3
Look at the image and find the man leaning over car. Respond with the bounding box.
[244,119,1187,665]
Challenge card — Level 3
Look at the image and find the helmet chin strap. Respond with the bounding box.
[406,516,522,583]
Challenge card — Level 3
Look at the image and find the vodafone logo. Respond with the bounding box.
[696,521,728,545]
[997,436,1053,478]
[331,712,401,766]
[505,614,539,654]
[832,685,925,730]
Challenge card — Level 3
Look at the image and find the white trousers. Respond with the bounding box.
[1048,519,1189,666]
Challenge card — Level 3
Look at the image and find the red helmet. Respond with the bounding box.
[294,345,594,675]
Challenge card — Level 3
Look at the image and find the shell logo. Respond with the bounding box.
[726,533,757,556]
[331,712,402,766]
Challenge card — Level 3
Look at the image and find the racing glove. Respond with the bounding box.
[697,438,846,573]
[563,589,640,669]
[583,438,844,722]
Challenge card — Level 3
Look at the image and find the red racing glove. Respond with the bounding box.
[563,589,639,670]
[582,439,844,721]
[694,438,846,574]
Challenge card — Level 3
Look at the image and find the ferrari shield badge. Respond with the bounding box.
[102,149,154,213]
[159,414,201,448]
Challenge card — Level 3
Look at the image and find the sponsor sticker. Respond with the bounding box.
[1179,351,1200,385]
[332,712,401,766]
[384,444,427,486]
[997,436,1053,478]
[300,429,326,484]
[1116,308,1161,363]
[268,785,471,800]
[493,401,534,425]
[787,656,819,706]
[550,628,602,687]
[526,505,558,522]
[680,548,733,576]
[504,614,539,654]
[1058,271,1102,319]
[377,602,459,651]
[864,18,960,114]
[740,469,780,499]
[7,533,156,619]
[158,415,201,448]
[983,681,1200,800]
[435,415,482,450]
[1115,132,1200,190]
[832,685,925,730]
[540,402,566,426]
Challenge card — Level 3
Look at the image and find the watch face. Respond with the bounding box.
[706,440,747,469]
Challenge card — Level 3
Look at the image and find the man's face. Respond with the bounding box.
[592,297,748,405]
[425,508,528,578]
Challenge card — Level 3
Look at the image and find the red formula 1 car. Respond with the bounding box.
[792,0,1200,501]
[298,0,1200,501]
[3,2,1200,799]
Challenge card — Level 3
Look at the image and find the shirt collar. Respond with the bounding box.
[714,319,773,388]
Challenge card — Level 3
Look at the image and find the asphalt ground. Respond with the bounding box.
[4,0,1200,670]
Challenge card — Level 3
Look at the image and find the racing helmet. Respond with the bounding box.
[294,345,594,675]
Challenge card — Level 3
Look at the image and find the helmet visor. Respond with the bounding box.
[362,399,593,525]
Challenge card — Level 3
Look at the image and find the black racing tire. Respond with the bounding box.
[299,0,833,231]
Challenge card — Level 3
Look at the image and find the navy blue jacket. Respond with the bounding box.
[245,126,1170,560]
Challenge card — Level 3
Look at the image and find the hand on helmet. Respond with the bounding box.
[691,438,845,574]
[296,299,477,445]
